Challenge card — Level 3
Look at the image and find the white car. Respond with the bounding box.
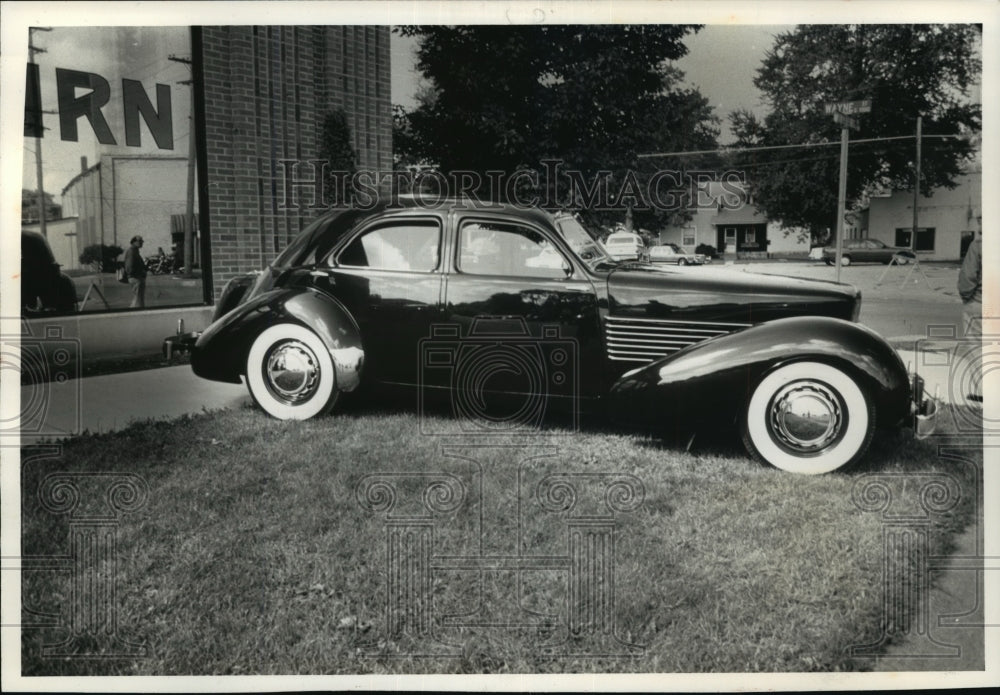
[603,232,645,261]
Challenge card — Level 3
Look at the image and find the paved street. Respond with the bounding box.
[732,260,967,340]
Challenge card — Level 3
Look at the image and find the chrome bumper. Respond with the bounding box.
[910,373,939,439]
[163,331,202,359]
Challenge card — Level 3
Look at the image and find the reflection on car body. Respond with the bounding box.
[166,198,936,475]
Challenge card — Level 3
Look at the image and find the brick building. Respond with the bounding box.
[199,26,392,297]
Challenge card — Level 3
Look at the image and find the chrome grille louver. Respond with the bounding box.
[605,316,751,363]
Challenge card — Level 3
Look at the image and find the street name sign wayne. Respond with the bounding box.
[824,99,873,115]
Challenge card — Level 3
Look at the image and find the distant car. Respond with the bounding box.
[21,230,77,316]
[822,239,916,266]
[649,243,706,265]
[603,231,645,261]
[165,198,938,475]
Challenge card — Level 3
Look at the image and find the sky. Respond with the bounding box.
[390,25,791,143]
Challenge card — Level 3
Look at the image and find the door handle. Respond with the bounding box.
[309,270,335,285]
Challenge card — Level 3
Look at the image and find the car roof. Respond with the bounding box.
[276,197,564,268]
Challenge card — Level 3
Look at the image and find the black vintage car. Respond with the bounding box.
[21,230,78,316]
[166,198,936,474]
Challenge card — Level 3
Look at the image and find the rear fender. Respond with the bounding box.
[609,316,910,427]
[192,287,364,390]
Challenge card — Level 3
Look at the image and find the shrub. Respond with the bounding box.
[696,243,719,258]
[79,244,124,272]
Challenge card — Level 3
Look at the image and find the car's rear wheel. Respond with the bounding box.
[840,255,852,266]
[245,323,338,420]
[894,254,911,265]
[741,361,875,474]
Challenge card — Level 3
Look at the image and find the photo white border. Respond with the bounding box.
[2,1,996,691]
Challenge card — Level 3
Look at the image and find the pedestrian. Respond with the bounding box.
[956,209,982,402]
[124,235,147,309]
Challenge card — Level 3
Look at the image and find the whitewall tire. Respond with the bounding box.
[741,361,875,474]
[245,323,338,420]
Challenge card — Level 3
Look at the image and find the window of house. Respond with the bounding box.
[457,221,570,278]
[745,229,756,244]
[724,227,737,244]
[682,227,696,247]
[894,227,936,251]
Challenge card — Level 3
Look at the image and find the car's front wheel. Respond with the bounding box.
[245,323,338,420]
[840,255,852,266]
[741,361,875,474]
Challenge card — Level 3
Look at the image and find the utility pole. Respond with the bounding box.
[29,27,52,238]
[911,115,922,252]
[824,99,871,283]
[169,54,196,278]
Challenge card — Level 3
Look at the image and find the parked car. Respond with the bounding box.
[21,230,78,316]
[649,243,706,265]
[165,199,936,475]
[603,231,646,261]
[822,239,916,266]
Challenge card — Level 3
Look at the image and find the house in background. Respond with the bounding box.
[864,170,981,261]
[659,180,810,259]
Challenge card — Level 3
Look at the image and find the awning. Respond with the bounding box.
[709,206,769,226]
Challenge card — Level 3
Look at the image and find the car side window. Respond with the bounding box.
[457,220,571,278]
[335,220,440,272]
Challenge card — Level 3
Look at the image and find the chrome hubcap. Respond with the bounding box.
[769,380,844,453]
[264,340,321,404]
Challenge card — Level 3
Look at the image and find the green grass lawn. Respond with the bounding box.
[20,398,982,674]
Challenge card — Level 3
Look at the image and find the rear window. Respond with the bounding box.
[271,209,367,268]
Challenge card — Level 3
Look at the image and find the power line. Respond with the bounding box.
[637,134,967,159]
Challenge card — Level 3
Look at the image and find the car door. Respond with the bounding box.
[317,214,445,386]
[436,214,604,407]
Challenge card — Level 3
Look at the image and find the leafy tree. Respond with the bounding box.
[394,25,719,227]
[728,24,981,237]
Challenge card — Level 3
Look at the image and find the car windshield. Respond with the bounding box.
[554,215,614,268]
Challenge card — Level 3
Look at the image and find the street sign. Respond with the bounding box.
[832,112,859,129]
[824,99,872,115]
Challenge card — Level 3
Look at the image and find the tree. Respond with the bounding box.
[318,109,357,207]
[728,25,981,237]
[394,25,719,227]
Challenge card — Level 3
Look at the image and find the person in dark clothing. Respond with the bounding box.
[956,210,982,402]
[123,235,147,308]
[957,212,982,337]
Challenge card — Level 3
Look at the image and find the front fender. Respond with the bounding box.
[609,316,910,429]
[192,287,364,391]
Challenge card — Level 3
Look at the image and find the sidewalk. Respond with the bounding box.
[18,364,249,446]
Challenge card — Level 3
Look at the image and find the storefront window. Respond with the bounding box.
[21,26,205,316]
